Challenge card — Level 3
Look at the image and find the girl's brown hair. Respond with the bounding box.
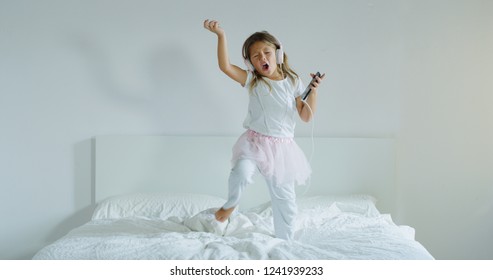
[242,31,299,91]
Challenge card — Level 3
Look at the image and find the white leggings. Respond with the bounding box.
[222,159,297,240]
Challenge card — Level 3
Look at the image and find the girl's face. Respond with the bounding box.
[248,41,281,80]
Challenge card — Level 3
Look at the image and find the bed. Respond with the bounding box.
[33,136,433,260]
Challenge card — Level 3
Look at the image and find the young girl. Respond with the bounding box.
[203,19,324,240]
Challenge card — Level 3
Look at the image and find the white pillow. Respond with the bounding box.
[247,194,379,216]
[296,194,377,210]
[92,192,226,220]
[297,194,381,218]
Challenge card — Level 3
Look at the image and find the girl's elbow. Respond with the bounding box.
[301,114,312,123]
[220,66,233,77]
[219,62,233,73]
[218,64,227,73]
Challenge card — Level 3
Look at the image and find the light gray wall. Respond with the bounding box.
[0,0,491,259]
[396,1,493,259]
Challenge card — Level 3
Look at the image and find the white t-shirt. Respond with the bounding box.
[242,71,305,138]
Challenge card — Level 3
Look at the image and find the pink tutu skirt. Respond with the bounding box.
[231,130,311,185]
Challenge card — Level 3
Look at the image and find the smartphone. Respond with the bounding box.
[302,72,321,101]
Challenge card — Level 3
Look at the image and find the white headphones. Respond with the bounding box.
[243,32,284,72]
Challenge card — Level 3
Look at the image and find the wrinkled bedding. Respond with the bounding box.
[33,201,433,260]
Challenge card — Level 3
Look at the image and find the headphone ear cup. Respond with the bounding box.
[276,46,284,64]
[244,58,254,71]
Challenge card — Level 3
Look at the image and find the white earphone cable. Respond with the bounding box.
[299,98,315,197]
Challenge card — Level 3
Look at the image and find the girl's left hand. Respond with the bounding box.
[310,72,326,91]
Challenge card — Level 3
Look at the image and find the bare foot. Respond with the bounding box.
[215,207,235,222]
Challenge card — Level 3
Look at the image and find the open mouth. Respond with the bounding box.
[262,63,269,71]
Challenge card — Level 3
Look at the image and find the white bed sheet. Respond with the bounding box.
[33,200,433,260]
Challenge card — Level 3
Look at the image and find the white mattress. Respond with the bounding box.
[33,194,433,260]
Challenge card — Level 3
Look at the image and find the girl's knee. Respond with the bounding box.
[269,184,296,201]
[229,159,256,184]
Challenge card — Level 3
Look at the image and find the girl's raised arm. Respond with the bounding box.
[204,19,247,86]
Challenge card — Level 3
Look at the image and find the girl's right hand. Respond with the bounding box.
[203,19,224,36]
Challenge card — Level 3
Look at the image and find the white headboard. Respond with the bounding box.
[94,136,396,213]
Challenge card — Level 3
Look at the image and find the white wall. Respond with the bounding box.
[396,1,493,259]
[0,0,491,259]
